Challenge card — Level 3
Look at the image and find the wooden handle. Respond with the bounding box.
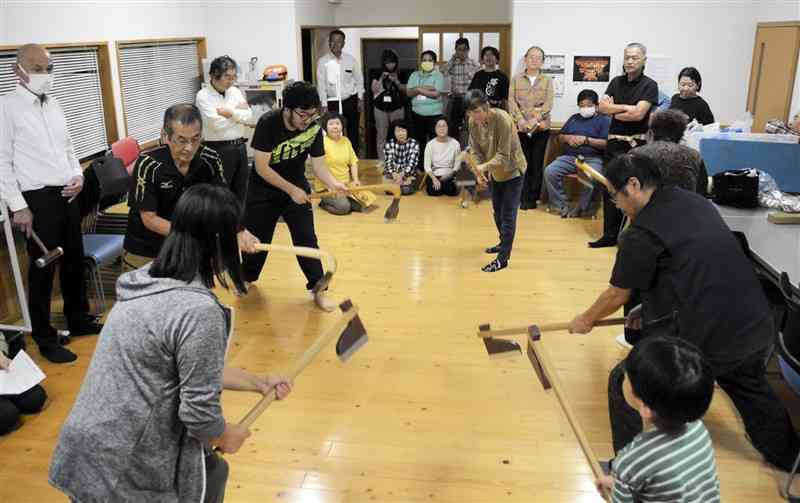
[463,152,489,186]
[309,183,400,200]
[477,317,626,338]
[575,158,613,193]
[254,243,337,276]
[237,303,360,428]
[528,334,611,500]
[29,230,49,254]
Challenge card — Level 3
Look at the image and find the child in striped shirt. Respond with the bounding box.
[597,336,720,502]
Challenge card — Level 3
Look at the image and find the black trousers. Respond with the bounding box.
[608,347,800,472]
[425,176,459,196]
[491,176,523,263]
[207,142,249,203]
[410,111,443,171]
[519,130,550,205]
[599,139,645,241]
[22,187,90,348]
[0,384,46,435]
[327,95,360,152]
[241,189,323,290]
[448,96,466,136]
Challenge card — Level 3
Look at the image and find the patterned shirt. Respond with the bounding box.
[508,73,554,130]
[441,56,480,95]
[612,421,720,503]
[383,139,420,178]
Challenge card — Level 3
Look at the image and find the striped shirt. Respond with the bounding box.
[612,421,720,503]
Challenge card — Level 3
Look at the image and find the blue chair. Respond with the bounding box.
[777,272,800,501]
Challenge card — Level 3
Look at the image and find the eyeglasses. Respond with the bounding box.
[172,136,202,147]
[293,109,319,124]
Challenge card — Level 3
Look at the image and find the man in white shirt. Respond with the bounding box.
[0,44,101,364]
[195,55,253,202]
[316,30,364,151]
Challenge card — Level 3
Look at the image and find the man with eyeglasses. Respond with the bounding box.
[242,81,347,312]
[195,55,253,202]
[0,43,100,363]
[123,104,251,269]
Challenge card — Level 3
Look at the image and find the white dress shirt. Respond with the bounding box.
[195,85,253,141]
[0,85,83,212]
[316,52,364,105]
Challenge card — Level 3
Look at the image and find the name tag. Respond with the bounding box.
[416,95,428,101]
[383,96,392,103]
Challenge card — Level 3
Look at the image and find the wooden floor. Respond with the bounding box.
[0,164,794,502]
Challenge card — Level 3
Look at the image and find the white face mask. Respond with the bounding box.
[19,65,53,95]
[579,106,596,119]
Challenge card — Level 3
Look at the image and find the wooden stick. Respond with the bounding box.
[237,303,360,429]
[462,152,489,186]
[575,156,614,193]
[477,317,626,338]
[527,331,611,500]
[309,183,400,200]
[254,243,337,276]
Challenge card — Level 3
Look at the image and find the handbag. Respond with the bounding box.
[712,168,759,209]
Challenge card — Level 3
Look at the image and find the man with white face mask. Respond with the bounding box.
[0,43,100,363]
[543,89,610,218]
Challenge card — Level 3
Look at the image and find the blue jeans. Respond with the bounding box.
[491,176,523,263]
[543,154,603,212]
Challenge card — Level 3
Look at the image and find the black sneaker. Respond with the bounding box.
[588,236,617,248]
[39,344,77,364]
[482,259,508,272]
[68,321,103,337]
[485,244,502,254]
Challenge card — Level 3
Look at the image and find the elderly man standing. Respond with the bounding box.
[0,44,101,363]
[441,37,480,138]
[465,89,527,273]
[196,55,252,202]
[317,29,364,152]
[590,42,658,249]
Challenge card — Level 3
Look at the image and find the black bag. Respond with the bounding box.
[79,154,131,217]
[374,75,404,112]
[712,169,759,208]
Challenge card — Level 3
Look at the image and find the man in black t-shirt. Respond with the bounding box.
[242,81,347,312]
[568,152,800,473]
[124,104,259,267]
[468,46,509,110]
[590,42,658,249]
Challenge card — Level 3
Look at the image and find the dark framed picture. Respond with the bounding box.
[573,56,611,82]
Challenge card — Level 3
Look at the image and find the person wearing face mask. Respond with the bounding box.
[371,49,406,168]
[0,44,101,363]
[509,45,554,210]
[468,46,509,110]
[195,55,253,202]
[668,67,714,126]
[407,51,446,171]
[316,29,364,152]
[543,89,610,218]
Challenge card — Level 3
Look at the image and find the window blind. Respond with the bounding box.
[118,40,201,143]
[0,47,108,160]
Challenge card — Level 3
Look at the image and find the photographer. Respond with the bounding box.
[371,49,405,167]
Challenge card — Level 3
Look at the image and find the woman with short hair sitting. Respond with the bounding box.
[315,113,376,215]
[383,119,420,195]
[424,117,461,196]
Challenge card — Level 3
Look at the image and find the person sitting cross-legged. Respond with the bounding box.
[543,89,610,218]
[383,119,420,195]
[314,113,376,215]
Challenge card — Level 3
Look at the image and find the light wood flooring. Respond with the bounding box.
[0,164,795,502]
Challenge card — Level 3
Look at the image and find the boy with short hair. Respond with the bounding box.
[598,336,720,502]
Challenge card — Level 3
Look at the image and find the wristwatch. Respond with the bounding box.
[583,136,589,146]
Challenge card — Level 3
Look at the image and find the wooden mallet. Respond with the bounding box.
[30,229,64,269]
[253,243,337,298]
[310,184,401,222]
[235,299,368,429]
[527,325,611,501]
[462,151,489,187]
[575,155,614,193]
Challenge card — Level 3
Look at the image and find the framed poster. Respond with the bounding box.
[573,56,611,82]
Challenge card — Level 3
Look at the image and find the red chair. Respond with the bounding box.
[111,136,140,175]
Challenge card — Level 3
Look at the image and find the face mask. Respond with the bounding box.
[19,65,52,95]
[420,61,434,72]
[579,106,596,119]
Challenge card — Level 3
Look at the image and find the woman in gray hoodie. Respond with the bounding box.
[49,184,291,503]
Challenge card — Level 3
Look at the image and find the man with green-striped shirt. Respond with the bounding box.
[596,337,720,502]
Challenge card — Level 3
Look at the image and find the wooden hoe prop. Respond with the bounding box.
[310,184,401,222]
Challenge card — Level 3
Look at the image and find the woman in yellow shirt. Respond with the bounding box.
[315,114,377,215]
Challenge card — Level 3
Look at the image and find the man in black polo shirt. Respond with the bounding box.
[124,104,258,267]
[242,81,347,312]
[568,152,800,473]
[590,42,658,249]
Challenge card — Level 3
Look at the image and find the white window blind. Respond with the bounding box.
[0,47,108,160]
[118,40,201,143]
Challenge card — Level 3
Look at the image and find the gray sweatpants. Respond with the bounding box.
[374,107,405,162]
